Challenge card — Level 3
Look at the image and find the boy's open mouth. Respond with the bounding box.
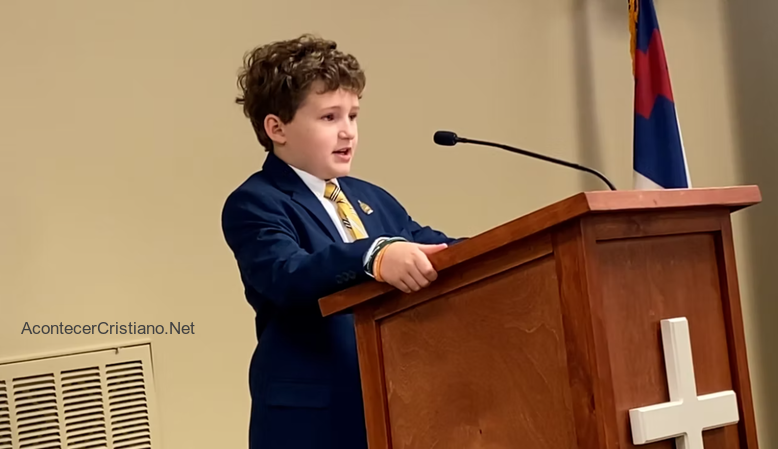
[334,147,351,155]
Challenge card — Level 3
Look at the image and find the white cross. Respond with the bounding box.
[629,317,740,449]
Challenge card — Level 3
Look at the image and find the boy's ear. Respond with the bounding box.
[264,114,286,145]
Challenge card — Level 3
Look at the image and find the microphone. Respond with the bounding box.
[433,131,617,191]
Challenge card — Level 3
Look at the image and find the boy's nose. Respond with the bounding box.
[338,128,355,140]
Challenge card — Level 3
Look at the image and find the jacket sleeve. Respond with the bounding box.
[368,183,463,245]
[222,190,375,309]
[405,216,462,245]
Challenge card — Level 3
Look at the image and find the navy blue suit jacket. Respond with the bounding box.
[221,152,457,449]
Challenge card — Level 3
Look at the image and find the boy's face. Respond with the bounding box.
[270,81,360,180]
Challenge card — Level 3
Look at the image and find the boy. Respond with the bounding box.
[221,34,459,449]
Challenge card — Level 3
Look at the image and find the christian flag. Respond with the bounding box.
[630,0,691,189]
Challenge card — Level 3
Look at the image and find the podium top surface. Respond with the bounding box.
[318,185,761,316]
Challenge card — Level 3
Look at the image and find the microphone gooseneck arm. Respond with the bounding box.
[458,136,617,191]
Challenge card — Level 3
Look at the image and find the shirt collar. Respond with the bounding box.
[288,164,339,200]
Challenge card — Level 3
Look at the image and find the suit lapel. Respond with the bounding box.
[262,153,341,242]
[291,190,341,242]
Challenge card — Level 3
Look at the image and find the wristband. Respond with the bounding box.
[373,246,388,282]
[364,236,406,278]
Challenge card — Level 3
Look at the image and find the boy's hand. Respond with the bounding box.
[378,242,448,293]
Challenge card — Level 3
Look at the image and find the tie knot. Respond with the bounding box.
[324,181,344,202]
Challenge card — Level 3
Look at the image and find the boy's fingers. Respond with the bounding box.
[417,243,448,255]
[413,256,438,282]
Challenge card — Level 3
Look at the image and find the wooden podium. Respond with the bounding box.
[319,186,762,449]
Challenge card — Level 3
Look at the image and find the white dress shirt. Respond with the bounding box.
[288,165,358,243]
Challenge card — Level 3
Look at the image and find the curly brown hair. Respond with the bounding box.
[235,34,366,152]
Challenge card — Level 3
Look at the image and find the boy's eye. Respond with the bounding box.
[322,114,335,121]
[349,114,358,120]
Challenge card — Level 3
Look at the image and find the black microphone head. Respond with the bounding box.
[433,130,459,146]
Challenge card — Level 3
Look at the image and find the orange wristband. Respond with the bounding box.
[373,246,388,282]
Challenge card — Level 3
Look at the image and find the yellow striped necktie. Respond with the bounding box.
[324,181,368,240]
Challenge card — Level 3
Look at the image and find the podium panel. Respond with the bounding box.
[587,211,750,448]
[380,251,574,449]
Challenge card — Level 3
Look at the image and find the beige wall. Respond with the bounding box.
[723,0,778,442]
[0,0,773,447]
